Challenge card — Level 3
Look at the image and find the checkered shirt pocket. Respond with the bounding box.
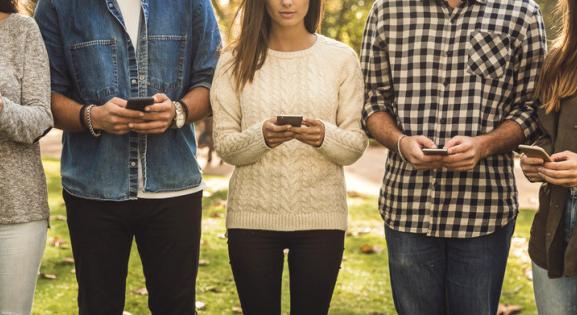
[467,31,512,79]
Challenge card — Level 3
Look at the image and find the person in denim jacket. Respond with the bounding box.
[35,0,221,313]
[521,2,577,314]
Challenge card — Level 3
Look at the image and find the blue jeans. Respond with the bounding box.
[0,220,47,315]
[532,189,577,315]
[385,220,515,315]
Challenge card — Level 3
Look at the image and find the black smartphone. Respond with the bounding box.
[126,97,155,112]
[422,148,449,156]
[276,115,303,127]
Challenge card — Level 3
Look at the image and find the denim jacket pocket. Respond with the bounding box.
[148,35,187,95]
[466,31,512,80]
[69,39,119,105]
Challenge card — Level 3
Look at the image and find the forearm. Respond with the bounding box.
[366,111,404,151]
[51,92,85,132]
[0,97,53,144]
[181,87,211,123]
[477,120,525,158]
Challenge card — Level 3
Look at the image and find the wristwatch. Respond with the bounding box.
[172,100,186,128]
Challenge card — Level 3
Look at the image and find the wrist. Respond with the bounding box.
[475,135,491,159]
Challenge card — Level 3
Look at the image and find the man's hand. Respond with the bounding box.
[91,97,144,135]
[442,136,484,171]
[262,118,294,148]
[129,93,176,134]
[520,155,545,183]
[399,135,443,170]
[538,151,577,187]
[292,118,325,147]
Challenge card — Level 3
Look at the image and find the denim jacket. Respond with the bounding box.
[35,0,221,200]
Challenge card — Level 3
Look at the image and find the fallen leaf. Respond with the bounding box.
[217,234,226,239]
[48,236,67,248]
[209,212,223,218]
[40,273,57,280]
[199,259,210,266]
[206,286,223,293]
[497,304,523,315]
[232,306,243,313]
[52,215,67,221]
[133,287,148,296]
[360,244,382,254]
[195,301,207,311]
[61,257,75,265]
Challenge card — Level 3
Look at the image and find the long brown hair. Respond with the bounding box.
[230,0,323,92]
[536,0,577,113]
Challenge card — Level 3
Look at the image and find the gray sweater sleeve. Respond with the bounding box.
[0,22,53,144]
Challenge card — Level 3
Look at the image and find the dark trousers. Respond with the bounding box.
[227,229,344,315]
[385,219,516,315]
[63,191,202,315]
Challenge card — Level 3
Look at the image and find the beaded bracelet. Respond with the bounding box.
[85,105,101,138]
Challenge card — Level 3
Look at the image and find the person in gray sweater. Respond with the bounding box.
[0,2,53,314]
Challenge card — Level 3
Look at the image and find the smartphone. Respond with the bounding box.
[518,145,552,162]
[422,148,449,156]
[276,115,303,127]
[126,97,155,112]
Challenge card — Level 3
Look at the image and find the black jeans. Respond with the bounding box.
[63,191,202,315]
[227,229,345,315]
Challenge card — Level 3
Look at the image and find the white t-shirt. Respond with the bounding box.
[117,0,205,199]
[117,0,141,46]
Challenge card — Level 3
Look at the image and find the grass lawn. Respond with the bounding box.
[34,159,537,314]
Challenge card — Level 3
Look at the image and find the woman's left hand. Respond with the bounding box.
[539,150,577,187]
[292,118,325,147]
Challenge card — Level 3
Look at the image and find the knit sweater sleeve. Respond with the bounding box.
[316,51,368,165]
[211,54,271,166]
[0,20,53,144]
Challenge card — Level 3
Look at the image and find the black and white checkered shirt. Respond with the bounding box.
[361,0,547,238]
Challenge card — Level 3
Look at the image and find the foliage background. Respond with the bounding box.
[22,0,560,51]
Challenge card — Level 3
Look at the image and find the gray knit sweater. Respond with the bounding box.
[0,14,53,224]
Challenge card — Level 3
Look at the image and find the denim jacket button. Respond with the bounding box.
[130,162,136,167]
[131,79,137,85]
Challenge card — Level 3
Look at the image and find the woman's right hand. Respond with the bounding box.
[520,154,545,183]
[262,118,294,148]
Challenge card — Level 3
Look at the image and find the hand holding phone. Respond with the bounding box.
[263,118,294,148]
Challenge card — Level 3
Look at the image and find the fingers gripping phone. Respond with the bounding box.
[422,148,449,156]
[276,115,303,127]
[518,145,552,162]
[126,97,155,112]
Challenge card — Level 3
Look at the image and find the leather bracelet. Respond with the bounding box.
[85,105,102,138]
[397,135,407,162]
[79,105,88,130]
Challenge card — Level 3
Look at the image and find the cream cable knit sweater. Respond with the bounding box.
[211,35,368,231]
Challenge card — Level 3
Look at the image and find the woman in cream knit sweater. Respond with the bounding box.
[211,0,367,313]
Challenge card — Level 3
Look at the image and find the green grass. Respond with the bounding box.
[34,160,537,314]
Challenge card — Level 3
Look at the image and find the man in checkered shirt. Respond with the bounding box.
[361,0,546,313]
